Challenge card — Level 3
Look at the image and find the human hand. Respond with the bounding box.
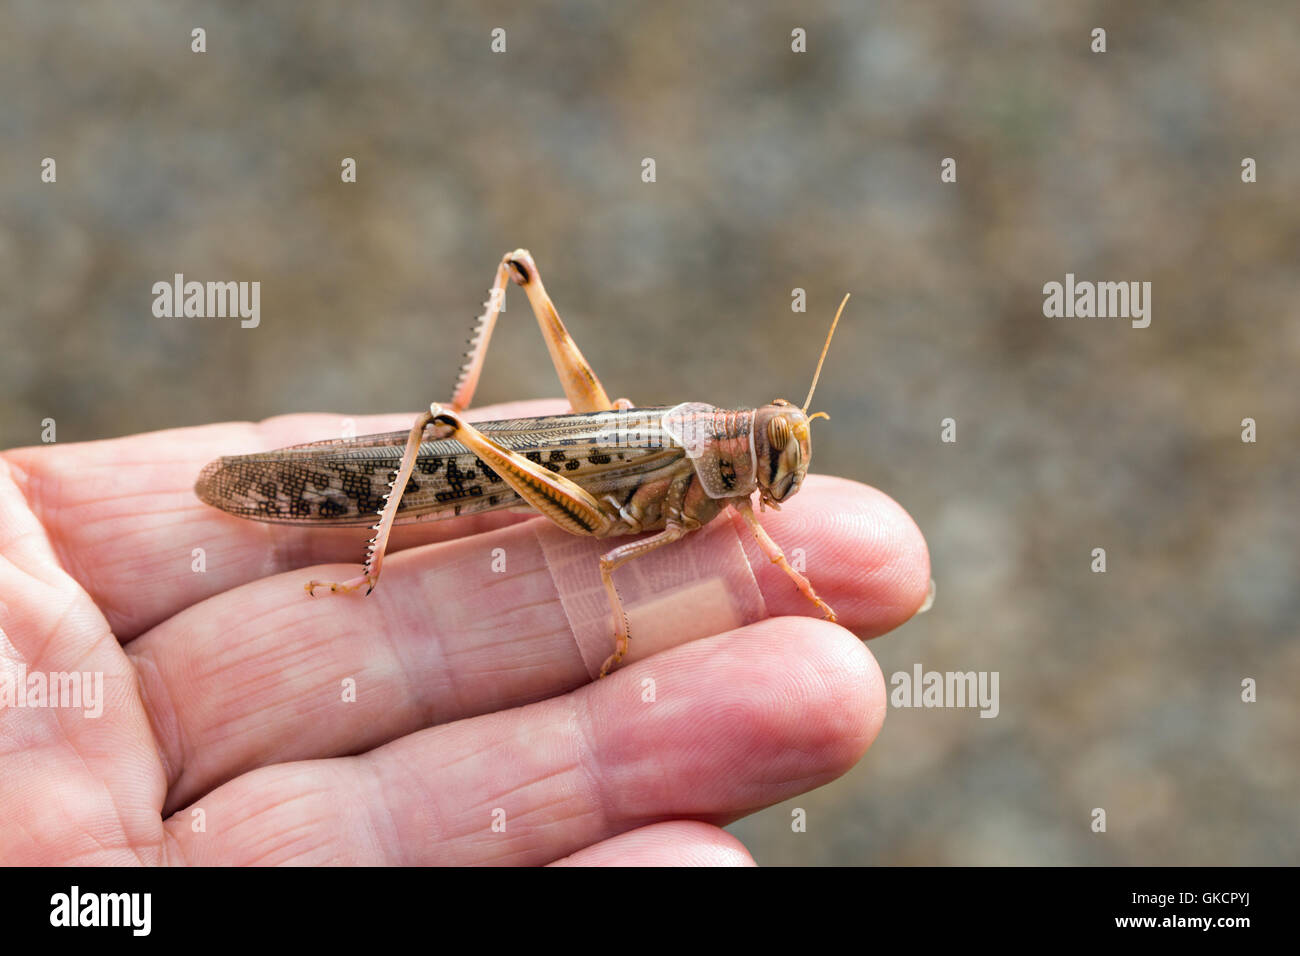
[0,399,929,865]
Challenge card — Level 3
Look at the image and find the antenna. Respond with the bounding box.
[802,293,849,414]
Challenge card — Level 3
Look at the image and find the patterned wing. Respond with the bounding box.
[194,408,686,526]
[194,432,524,526]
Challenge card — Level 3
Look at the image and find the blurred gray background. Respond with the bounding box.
[2,1,1296,863]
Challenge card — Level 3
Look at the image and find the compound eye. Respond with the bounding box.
[768,416,791,452]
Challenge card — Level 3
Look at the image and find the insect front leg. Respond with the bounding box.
[731,496,836,622]
[451,249,631,414]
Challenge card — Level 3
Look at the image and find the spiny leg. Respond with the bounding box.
[446,258,512,413]
[305,409,436,596]
[597,526,687,678]
[504,249,617,413]
[452,249,624,414]
[428,404,615,537]
[305,248,517,593]
[314,247,627,596]
[732,496,836,622]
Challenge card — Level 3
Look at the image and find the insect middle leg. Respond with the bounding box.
[427,406,700,677]
[596,526,686,678]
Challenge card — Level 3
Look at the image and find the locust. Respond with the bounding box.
[196,250,846,677]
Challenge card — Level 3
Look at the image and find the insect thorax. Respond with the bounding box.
[660,402,758,499]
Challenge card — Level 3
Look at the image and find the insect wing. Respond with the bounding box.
[195,408,685,526]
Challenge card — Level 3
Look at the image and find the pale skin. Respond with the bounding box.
[0,252,931,864]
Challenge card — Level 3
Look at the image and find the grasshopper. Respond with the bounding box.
[196,250,845,677]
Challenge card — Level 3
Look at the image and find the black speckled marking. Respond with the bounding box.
[435,456,486,503]
[320,499,347,518]
[322,463,389,517]
[718,458,737,490]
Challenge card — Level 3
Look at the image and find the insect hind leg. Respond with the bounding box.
[448,250,622,414]
[502,250,621,414]
[305,408,438,597]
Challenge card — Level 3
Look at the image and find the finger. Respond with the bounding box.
[0,458,168,865]
[548,821,755,866]
[132,475,927,812]
[164,617,884,865]
[2,399,569,639]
